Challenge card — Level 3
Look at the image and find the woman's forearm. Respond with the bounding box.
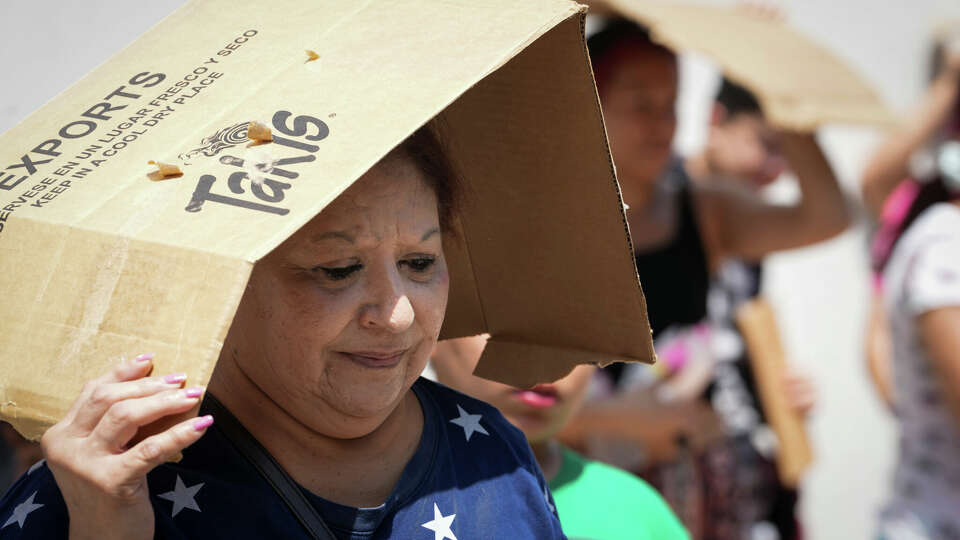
[862,68,960,217]
[779,131,851,241]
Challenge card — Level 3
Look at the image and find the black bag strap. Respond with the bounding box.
[203,393,338,540]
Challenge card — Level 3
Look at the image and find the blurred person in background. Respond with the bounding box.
[561,17,848,539]
[863,29,960,410]
[684,77,815,540]
[860,28,960,540]
[431,334,690,540]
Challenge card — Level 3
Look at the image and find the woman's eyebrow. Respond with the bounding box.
[421,227,440,242]
[311,231,355,244]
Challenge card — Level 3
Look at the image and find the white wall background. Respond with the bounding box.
[2,1,960,539]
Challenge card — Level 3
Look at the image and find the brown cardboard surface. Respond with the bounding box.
[591,0,896,130]
[0,0,654,439]
[737,298,812,488]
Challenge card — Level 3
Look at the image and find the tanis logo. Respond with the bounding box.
[184,111,329,215]
[178,121,250,163]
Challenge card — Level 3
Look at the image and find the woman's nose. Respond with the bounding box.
[359,266,415,332]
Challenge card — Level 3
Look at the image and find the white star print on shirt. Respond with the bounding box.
[2,492,43,530]
[157,475,204,517]
[448,404,489,442]
[421,502,457,540]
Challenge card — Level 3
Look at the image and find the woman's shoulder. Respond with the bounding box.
[0,460,68,539]
[905,202,960,242]
[415,377,531,450]
[406,379,565,539]
[889,202,960,314]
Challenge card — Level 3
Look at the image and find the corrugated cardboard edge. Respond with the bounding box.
[475,339,641,388]
[463,10,656,388]
[572,6,656,369]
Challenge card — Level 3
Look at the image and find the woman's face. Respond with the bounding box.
[222,154,449,438]
[599,51,678,204]
[432,335,596,444]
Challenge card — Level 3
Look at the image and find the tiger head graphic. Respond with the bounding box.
[178,121,250,163]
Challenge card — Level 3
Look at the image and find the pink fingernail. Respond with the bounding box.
[183,387,203,399]
[163,373,187,384]
[134,353,155,363]
[193,415,214,431]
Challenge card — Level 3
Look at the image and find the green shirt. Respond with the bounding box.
[549,447,689,540]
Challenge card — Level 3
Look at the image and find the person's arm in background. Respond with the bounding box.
[861,50,960,218]
[696,131,851,263]
[559,393,723,467]
[866,292,896,409]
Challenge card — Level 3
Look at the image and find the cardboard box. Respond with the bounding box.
[590,0,896,130]
[0,0,655,440]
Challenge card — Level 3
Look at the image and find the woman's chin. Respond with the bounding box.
[507,413,552,440]
[319,376,413,428]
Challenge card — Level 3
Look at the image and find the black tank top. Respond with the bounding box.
[635,164,710,338]
[607,160,710,382]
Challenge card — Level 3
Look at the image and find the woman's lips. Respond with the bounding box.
[513,384,559,409]
[339,350,407,369]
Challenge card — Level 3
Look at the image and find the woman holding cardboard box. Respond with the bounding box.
[0,0,667,537]
[861,29,960,539]
[0,127,565,540]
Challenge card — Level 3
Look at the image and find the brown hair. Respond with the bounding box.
[587,18,676,97]
[393,122,462,235]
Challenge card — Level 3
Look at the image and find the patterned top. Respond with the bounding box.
[881,203,960,540]
[0,378,564,540]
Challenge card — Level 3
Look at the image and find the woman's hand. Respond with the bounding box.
[40,353,212,540]
[781,369,816,417]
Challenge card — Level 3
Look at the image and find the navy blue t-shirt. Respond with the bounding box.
[0,378,564,539]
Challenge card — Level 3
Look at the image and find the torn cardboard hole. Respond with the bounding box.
[246,121,273,146]
[147,160,183,181]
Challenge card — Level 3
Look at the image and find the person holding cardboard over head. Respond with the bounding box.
[432,334,690,540]
[0,1,659,539]
[859,26,960,540]
[618,74,817,539]
[863,26,960,410]
[561,3,892,535]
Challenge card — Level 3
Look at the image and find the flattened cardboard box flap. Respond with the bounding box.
[0,0,654,439]
[592,0,896,130]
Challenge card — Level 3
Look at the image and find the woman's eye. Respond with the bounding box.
[314,263,363,280]
[401,257,436,273]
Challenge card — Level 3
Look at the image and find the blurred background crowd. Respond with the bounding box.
[3,0,960,538]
